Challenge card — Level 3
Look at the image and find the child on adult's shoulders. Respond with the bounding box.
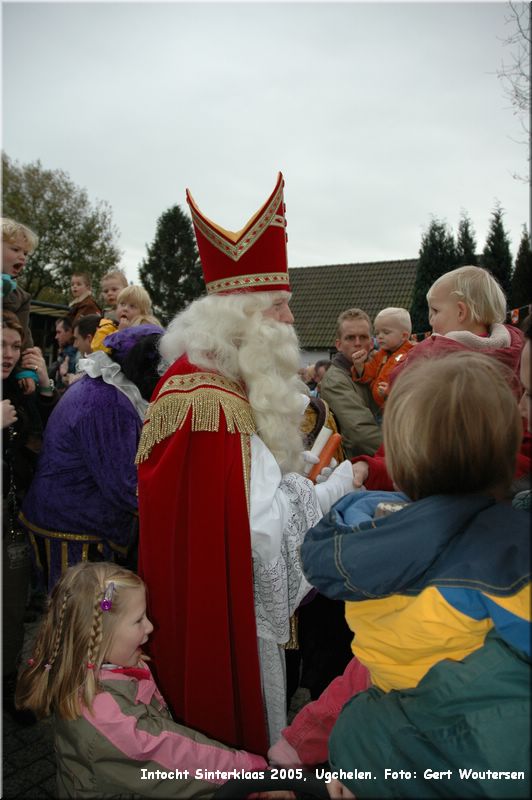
[66,272,102,328]
[351,307,414,409]
[2,217,40,394]
[115,284,162,330]
[351,265,526,491]
[99,268,128,324]
[90,285,162,355]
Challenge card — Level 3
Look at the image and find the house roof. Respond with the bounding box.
[289,258,419,349]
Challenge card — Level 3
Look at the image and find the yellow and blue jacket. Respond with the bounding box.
[301,491,530,692]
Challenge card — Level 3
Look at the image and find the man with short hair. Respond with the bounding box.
[52,318,78,391]
[73,314,102,356]
[137,174,357,755]
[320,308,382,458]
[311,358,331,397]
[63,314,104,387]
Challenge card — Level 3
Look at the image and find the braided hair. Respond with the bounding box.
[15,561,144,720]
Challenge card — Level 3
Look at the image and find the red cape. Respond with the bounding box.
[137,356,268,755]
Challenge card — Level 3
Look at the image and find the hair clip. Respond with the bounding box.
[87,662,96,670]
[44,663,52,671]
[100,582,115,612]
[27,658,35,666]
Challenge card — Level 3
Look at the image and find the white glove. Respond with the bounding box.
[316,458,337,483]
[314,459,357,515]
[302,450,338,482]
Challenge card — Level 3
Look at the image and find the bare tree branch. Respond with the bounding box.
[497,1,530,182]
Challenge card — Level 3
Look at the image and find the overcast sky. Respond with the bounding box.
[2,0,529,283]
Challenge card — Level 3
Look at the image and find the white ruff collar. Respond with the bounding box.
[77,351,148,420]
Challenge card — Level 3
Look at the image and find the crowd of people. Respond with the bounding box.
[2,171,530,799]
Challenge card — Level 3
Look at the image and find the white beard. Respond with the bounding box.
[159,291,307,474]
[238,317,306,474]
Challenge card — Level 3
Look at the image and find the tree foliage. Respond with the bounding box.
[456,212,478,266]
[410,219,457,335]
[2,153,121,301]
[481,204,513,299]
[511,225,532,308]
[139,205,204,325]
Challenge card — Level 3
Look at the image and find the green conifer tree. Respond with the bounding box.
[456,212,478,266]
[410,219,457,336]
[481,204,513,299]
[139,206,203,325]
[510,225,532,309]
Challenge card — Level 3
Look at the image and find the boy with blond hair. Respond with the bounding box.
[351,306,413,409]
[271,351,529,779]
[100,268,128,322]
[2,217,39,347]
[2,217,43,394]
[301,353,529,798]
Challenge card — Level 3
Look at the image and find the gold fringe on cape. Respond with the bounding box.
[135,372,256,464]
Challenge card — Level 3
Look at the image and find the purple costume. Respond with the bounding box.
[20,326,162,590]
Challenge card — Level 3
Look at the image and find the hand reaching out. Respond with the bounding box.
[352,461,369,489]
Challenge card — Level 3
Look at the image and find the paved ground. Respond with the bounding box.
[1,712,56,798]
[2,616,56,799]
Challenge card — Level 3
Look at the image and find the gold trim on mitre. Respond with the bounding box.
[187,174,285,263]
[135,372,256,464]
[205,271,289,294]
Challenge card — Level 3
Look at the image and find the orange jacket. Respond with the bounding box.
[352,340,414,408]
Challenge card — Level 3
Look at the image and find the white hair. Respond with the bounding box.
[160,291,306,473]
[427,266,507,325]
[374,307,412,334]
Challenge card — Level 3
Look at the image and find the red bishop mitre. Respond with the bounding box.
[186,172,290,295]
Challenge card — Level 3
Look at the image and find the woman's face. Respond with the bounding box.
[2,327,22,379]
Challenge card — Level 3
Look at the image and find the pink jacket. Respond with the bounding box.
[55,664,267,798]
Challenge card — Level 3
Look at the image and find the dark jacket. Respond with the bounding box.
[329,631,530,798]
[3,284,33,346]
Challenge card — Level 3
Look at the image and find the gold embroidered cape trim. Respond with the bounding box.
[19,512,103,542]
[136,372,256,464]
[240,434,252,515]
[189,180,284,263]
[206,271,289,295]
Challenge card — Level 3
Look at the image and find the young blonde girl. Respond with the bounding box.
[16,562,266,797]
[116,284,161,329]
[90,284,162,354]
